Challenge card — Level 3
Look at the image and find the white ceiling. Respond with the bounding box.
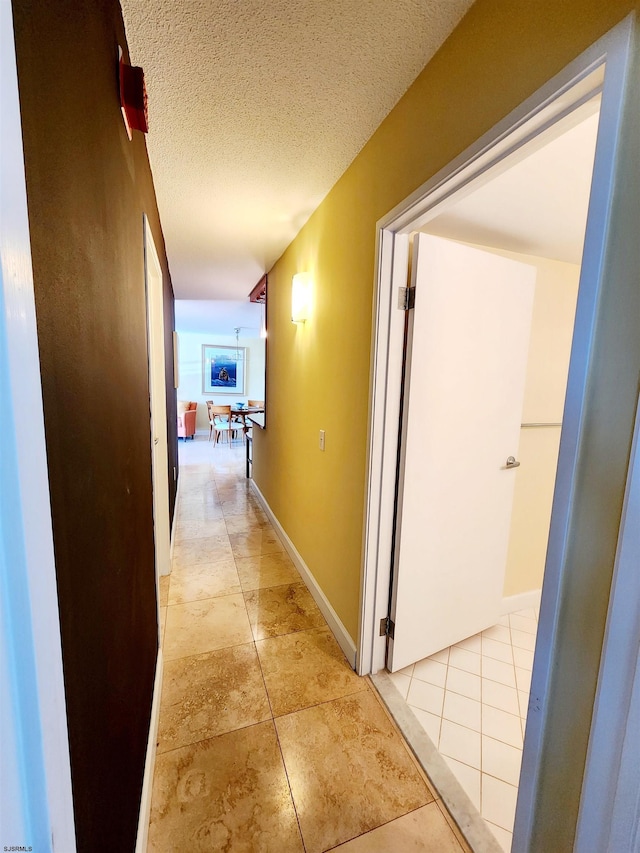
[424,107,601,263]
[121,0,475,302]
[175,299,263,336]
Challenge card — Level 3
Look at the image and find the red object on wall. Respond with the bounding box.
[119,56,148,135]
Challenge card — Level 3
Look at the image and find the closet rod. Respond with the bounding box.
[520,422,562,429]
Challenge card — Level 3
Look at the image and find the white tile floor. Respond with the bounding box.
[389,607,540,852]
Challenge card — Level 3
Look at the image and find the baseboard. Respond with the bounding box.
[250,480,358,670]
[501,589,541,616]
[135,647,163,853]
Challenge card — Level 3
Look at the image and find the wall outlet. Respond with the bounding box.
[319,430,325,451]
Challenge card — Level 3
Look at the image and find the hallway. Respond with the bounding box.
[147,437,469,852]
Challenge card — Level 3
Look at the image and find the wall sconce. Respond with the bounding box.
[292,272,311,323]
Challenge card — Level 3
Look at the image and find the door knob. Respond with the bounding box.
[505,456,520,469]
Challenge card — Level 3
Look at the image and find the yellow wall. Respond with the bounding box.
[254,0,637,643]
[253,3,640,849]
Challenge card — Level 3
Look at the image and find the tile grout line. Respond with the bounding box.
[270,718,308,853]
[250,571,309,853]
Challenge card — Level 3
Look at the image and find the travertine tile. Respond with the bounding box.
[244,582,325,640]
[178,491,222,510]
[216,484,253,500]
[177,461,210,474]
[229,528,284,559]
[157,644,271,752]
[220,496,263,517]
[256,627,366,715]
[158,575,169,607]
[332,803,464,851]
[275,690,432,853]
[178,473,214,489]
[168,559,241,605]
[173,518,228,542]
[164,594,252,660]
[172,534,233,568]
[224,510,270,535]
[176,502,224,523]
[235,551,299,591]
[148,722,303,852]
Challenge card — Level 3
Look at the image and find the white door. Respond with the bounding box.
[388,235,535,671]
[144,217,171,586]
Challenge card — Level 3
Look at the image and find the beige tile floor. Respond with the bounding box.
[148,437,471,852]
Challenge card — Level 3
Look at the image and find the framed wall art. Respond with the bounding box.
[202,344,246,395]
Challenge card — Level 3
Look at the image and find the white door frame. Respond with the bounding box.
[358,12,634,849]
[359,16,633,679]
[143,216,171,593]
[0,3,76,849]
[574,392,640,851]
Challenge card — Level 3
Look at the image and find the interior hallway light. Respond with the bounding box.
[292,273,311,323]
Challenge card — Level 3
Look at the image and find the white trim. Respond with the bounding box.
[379,71,605,237]
[135,648,163,853]
[501,590,542,616]
[574,393,640,851]
[0,4,76,849]
[250,481,357,669]
[358,13,634,851]
[359,228,410,676]
[514,19,634,851]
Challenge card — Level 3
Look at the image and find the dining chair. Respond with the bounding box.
[206,402,240,445]
[248,399,265,408]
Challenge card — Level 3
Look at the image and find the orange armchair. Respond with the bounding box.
[177,401,197,440]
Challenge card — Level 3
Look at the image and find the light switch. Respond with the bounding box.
[319,430,325,451]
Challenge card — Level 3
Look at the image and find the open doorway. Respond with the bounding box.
[382,99,599,850]
[173,299,266,439]
[359,18,634,852]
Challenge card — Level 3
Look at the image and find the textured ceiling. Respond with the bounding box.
[121,0,475,300]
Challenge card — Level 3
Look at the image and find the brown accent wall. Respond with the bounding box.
[12,1,177,850]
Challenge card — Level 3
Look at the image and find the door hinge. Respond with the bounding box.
[398,286,416,311]
[379,616,395,639]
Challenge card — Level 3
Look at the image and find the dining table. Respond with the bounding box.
[230,405,265,478]
[230,405,264,438]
